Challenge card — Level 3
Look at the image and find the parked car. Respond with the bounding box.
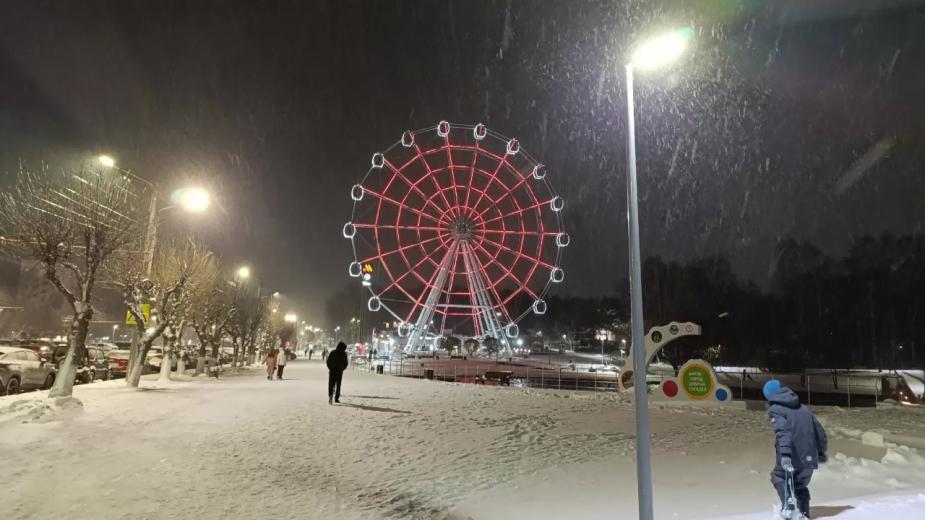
[18,340,58,365]
[0,346,57,394]
[41,344,102,384]
[107,349,131,378]
[146,347,178,371]
[83,346,112,382]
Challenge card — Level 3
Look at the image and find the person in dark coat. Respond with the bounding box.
[326,342,349,404]
[764,379,828,518]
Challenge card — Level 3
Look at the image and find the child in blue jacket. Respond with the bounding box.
[764,379,828,518]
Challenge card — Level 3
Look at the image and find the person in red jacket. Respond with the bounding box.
[264,348,278,380]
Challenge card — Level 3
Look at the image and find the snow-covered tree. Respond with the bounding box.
[483,336,499,359]
[227,282,269,367]
[464,338,479,356]
[111,239,213,386]
[0,163,146,397]
[440,336,460,357]
[188,258,236,373]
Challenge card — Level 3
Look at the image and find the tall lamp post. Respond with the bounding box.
[97,155,210,277]
[624,28,691,520]
[98,154,212,371]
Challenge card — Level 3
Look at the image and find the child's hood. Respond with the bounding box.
[768,386,801,409]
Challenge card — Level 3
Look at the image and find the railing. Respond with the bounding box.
[345,355,921,407]
[349,354,620,393]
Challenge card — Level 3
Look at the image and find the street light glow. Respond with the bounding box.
[98,155,116,168]
[284,313,297,323]
[631,28,692,70]
[236,266,250,279]
[179,187,211,212]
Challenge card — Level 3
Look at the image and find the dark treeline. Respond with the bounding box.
[326,233,924,373]
[522,233,925,373]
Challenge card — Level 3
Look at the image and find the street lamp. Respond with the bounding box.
[284,313,297,323]
[236,266,251,280]
[624,28,691,520]
[112,324,119,339]
[98,155,116,168]
[178,187,210,213]
[97,154,211,277]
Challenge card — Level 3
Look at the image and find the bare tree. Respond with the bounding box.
[440,336,461,357]
[464,338,479,356]
[110,239,213,386]
[0,163,146,397]
[188,258,236,373]
[483,336,499,359]
[227,281,268,367]
[267,310,297,354]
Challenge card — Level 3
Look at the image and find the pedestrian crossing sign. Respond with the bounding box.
[125,304,151,325]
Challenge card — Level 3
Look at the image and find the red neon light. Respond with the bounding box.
[350,124,563,336]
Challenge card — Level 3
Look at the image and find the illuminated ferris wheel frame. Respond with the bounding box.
[343,121,568,355]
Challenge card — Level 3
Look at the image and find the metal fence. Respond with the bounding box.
[349,355,620,392]
[345,355,921,407]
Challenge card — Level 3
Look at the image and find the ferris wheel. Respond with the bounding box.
[343,121,568,355]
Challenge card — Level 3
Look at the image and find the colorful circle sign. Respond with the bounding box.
[715,388,729,401]
[680,363,713,399]
[662,380,679,398]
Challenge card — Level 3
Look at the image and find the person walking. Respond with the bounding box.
[265,348,278,381]
[276,346,288,380]
[321,346,328,362]
[764,379,828,518]
[308,345,314,360]
[326,342,349,404]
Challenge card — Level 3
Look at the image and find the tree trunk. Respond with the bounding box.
[158,347,172,382]
[196,344,207,375]
[127,353,146,387]
[49,308,91,398]
[127,325,143,386]
[127,336,157,387]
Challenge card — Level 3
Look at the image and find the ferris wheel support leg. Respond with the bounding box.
[461,244,512,358]
[407,242,459,354]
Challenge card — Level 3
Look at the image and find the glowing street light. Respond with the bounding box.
[178,187,210,213]
[98,155,116,168]
[236,266,251,280]
[623,27,691,520]
[631,28,692,71]
[284,313,297,323]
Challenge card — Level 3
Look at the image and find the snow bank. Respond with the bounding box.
[0,395,83,425]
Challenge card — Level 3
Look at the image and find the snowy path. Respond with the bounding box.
[1,359,923,519]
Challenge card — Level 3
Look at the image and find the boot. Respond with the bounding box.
[328,395,333,405]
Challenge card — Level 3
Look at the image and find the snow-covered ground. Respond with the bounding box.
[1,360,923,519]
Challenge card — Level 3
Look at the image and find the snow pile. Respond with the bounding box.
[0,395,83,424]
[819,447,925,491]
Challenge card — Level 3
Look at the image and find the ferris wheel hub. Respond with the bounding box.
[448,218,477,242]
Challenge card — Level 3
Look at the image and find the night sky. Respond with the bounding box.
[1,0,923,324]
